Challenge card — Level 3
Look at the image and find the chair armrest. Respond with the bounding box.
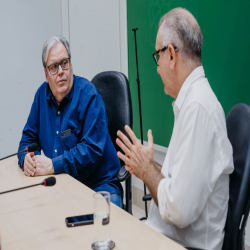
[117,165,130,182]
[142,194,152,202]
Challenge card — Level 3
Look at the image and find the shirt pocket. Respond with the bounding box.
[61,133,78,151]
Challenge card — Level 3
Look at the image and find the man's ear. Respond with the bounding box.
[44,68,49,83]
[168,45,177,69]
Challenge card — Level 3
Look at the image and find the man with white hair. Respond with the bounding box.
[18,35,123,207]
[116,8,234,249]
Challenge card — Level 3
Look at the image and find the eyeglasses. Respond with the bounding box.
[152,45,179,66]
[46,58,70,75]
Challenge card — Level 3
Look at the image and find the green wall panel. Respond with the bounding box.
[127,0,250,147]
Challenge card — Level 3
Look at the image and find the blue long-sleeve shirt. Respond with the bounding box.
[18,75,123,195]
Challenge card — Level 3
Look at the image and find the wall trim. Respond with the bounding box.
[118,0,128,77]
[132,185,151,212]
[60,0,70,42]
[245,240,250,247]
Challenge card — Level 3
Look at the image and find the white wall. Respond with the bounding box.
[61,0,128,81]
[0,0,128,158]
[0,0,62,158]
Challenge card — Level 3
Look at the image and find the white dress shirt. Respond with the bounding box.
[146,66,234,250]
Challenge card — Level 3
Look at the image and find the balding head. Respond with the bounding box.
[159,8,203,69]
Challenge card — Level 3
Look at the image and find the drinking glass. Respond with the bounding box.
[91,191,115,250]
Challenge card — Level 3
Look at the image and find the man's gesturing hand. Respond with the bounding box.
[116,125,154,180]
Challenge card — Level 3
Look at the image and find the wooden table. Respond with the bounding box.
[0,157,185,250]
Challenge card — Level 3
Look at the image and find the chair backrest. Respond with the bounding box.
[222,103,250,250]
[91,71,133,167]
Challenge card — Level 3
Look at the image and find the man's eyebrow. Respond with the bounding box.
[48,58,68,65]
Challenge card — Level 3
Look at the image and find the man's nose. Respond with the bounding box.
[58,64,63,74]
[157,67,160,75]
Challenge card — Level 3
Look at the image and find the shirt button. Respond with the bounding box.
[58,111,60,114]
[55,149,57,153]
[56,131,59,134]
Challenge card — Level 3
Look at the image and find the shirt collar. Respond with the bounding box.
[46,75,75,103]
[173,66,205,118]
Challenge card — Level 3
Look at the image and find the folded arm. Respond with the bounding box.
[18,93,41,176]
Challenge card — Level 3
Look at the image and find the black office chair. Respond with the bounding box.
[221,103,250,250]
[91,71,133,214]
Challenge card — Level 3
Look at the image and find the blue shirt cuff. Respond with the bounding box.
[52,155,64,174]
[18,153,26,168]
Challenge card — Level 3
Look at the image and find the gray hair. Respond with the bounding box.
[159,8,203,69]
[42,35,71,68]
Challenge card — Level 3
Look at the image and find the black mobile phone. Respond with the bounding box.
[65,214,110,227]
[65,214,94,227]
